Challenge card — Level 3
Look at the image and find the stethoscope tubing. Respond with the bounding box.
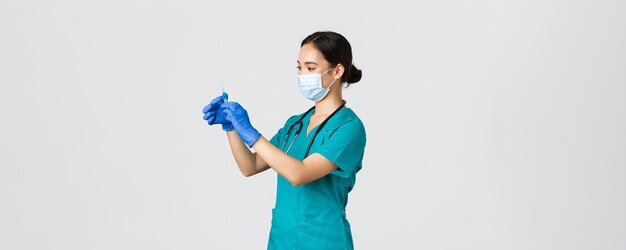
[280,100,346,158]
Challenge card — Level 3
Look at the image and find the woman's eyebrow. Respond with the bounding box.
[297,60,318,65]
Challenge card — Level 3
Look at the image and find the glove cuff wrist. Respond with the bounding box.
[245,130,262,148]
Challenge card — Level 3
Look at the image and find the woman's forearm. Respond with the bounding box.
[252,137,305,185]
[226,130,257,176]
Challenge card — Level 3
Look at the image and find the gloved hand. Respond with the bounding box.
[202,94,233,131]
[221,102,262,148]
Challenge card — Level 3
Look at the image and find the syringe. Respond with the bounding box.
[220,78,228,102]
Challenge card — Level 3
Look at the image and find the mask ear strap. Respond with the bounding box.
[324,66,339,88]
[327,78,337,89]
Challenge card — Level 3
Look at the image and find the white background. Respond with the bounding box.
[1,0,625,249]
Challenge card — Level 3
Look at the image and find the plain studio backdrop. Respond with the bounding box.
[1,0,625,249]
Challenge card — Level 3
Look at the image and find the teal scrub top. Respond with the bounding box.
[266,106,367,250]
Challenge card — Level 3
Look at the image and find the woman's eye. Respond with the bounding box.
[296,66,301,70]
[308,68,315,71]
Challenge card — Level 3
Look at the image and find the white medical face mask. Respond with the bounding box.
[297,67,337,102]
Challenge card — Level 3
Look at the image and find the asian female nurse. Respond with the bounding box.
[202,31,366,250]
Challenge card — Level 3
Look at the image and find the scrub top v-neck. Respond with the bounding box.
[267,106,367,250]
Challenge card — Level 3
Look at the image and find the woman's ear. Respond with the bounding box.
[333,63,345,80]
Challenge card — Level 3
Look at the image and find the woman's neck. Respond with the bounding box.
[313,91,343,117]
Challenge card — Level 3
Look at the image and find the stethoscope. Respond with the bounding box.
[280,100,347,158]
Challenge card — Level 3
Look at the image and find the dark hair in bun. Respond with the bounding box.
[301,31,362,87]
[346,64,362,84]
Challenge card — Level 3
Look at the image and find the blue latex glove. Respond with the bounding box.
[221,102,262,148]
[202,94,233,131]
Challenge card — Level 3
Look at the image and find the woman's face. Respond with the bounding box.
[297,43,338,86]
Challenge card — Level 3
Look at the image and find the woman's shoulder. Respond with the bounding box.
[337,107,363,123]
[326,108,366,133]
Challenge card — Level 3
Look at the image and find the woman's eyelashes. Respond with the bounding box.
[296,66,316,72]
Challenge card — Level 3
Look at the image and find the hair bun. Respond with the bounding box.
[346,64,362,84]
